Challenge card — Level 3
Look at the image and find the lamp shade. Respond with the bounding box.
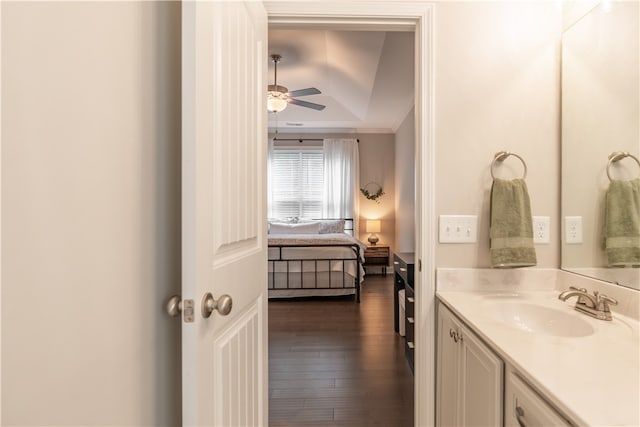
[366,220,381,233]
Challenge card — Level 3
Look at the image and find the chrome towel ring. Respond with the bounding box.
[490,151,527,180]
[607,151,640,181]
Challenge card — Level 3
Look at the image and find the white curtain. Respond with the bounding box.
[322,138,360,232]
[267,137,274,219]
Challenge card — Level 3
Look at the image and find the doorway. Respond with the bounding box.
[266,27,415,425]
[265,3,436,425]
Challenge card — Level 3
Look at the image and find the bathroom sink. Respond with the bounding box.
[485,301,595,337]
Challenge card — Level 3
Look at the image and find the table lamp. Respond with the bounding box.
[366,220,381,245]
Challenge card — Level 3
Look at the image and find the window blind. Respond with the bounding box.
[269,149,324,219]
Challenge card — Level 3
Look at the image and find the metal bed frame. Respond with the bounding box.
[267,219,362,302]
[268,243,362,302]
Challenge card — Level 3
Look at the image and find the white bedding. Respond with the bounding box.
[268,232,366,250]
[267,233,367,293]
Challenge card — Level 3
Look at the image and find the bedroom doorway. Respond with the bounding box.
[265,3,435,426]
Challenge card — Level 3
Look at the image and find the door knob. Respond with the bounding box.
[166,295,182,317]
[202,292,233,318]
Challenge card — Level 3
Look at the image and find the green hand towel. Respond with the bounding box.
[604,178,640,267]
[490,178,537,268]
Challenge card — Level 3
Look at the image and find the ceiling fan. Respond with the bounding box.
[267,54,326,113]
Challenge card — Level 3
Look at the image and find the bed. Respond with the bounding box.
[268,219,366,302]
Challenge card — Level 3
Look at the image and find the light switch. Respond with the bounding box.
[439,215,478,243]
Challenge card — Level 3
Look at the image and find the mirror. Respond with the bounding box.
[561,2,639,290]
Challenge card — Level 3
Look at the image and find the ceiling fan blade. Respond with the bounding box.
[288,87,321,97]
[289,98,326,111]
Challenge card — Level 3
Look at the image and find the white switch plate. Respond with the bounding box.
[533,216,550,244]
[439,215,478,243]
[565,216,583,244]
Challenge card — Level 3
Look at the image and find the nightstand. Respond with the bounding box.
[363,245,389,275]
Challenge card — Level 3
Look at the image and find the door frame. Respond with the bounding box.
[265,2,436,425]
[0,3,3,422]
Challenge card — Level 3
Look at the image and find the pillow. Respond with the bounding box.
[269,222,321,235]
[318,219,345,234]
[296,218,316,224]
[268,217,307,224]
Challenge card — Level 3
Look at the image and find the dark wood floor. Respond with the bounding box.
[268,274,414,426]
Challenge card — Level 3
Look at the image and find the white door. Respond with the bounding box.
[181,1,268,426]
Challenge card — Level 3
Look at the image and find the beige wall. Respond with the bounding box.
[395,107,416,253]
[434,1,562,268]
[562,1,599,31]
[358,134,395,258]
[2,2,181,425]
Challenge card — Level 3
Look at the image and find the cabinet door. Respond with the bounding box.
[437,303,504,427]
[459,325,504,426]
[505,372,571,427]
[436,304,461,427]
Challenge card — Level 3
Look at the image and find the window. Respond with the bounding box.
[269,148,324,219]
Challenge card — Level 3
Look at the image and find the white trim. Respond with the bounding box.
[415,6,436,427]
[0,2,3,422]
[265,2,436,425]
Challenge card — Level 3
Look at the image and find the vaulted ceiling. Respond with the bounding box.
[267,29,414,133]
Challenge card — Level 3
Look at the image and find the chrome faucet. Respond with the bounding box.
[558,286,618,321]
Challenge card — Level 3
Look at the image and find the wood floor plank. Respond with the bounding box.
[270,378,336,389]
[270,387,366,400]
[268,274,414,426]
[269,407,334,422]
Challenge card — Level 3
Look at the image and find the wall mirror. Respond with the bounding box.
[561,2,639,290]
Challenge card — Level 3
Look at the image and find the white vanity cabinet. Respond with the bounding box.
[436,303,504,427]
[505,370,571,427]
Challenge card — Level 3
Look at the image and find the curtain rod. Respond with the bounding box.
[272,138,360,143]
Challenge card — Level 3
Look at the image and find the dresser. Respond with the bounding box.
[393,252,415,373]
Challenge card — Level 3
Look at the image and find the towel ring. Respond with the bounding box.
[490,151,527,180]
[607,151,640,181]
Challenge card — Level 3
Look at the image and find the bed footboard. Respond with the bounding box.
[268,243,362,302]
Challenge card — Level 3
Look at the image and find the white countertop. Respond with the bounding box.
[437,289,640,426]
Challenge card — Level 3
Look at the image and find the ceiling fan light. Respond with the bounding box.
[267,92,288,112]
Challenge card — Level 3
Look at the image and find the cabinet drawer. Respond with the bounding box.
[393,253,414,285]
[505,371,571,427]
[365,247,389,256]
[405,284,415,372]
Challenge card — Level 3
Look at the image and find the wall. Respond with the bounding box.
[395,107,415,253]
[358,134,395,257]
[2,2,181,425]
[562,0,599,31]
[270,132,396,259]
[434,1,562,269]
